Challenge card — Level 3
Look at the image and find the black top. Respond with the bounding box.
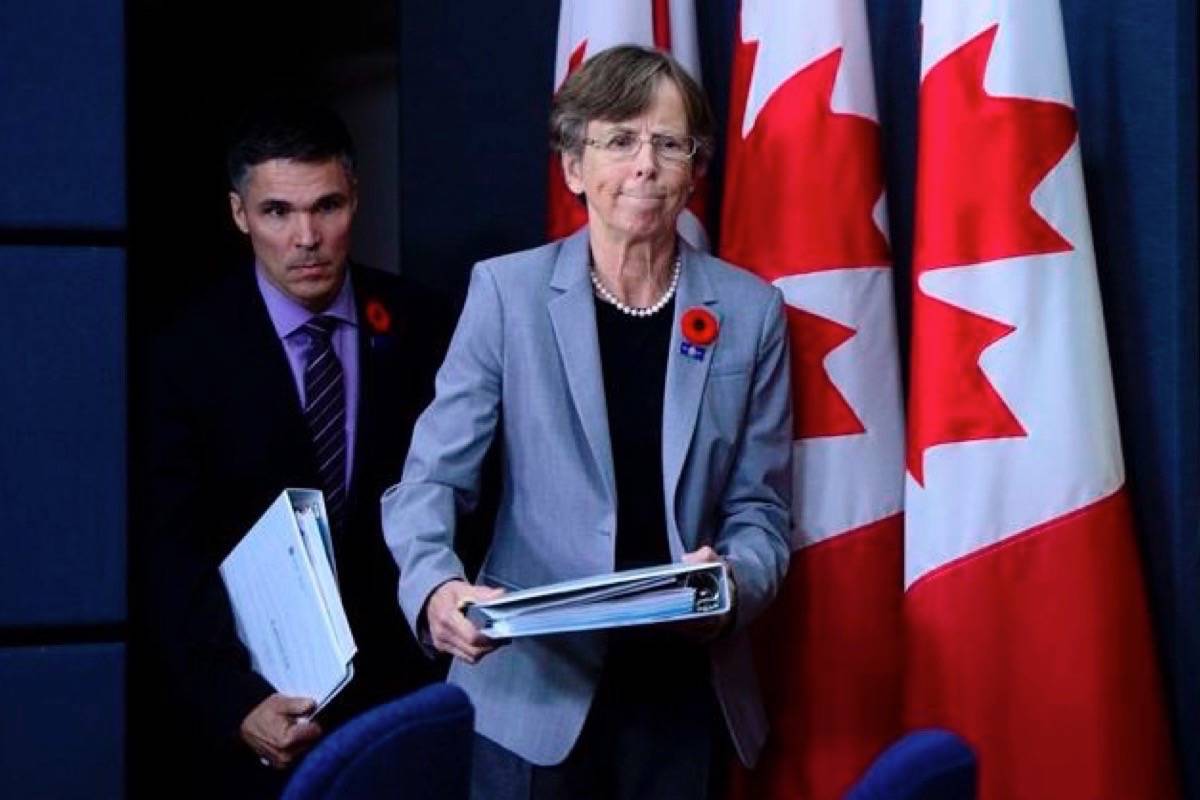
[595,296,674,570]
[594,295,709,701]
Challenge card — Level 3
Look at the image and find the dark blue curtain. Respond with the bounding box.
[0,0,127,796]
[1054,3,1198,797]
[400,0,1197,794]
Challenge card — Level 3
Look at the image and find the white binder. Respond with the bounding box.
[464,561,731,639]
[219,488,356,711]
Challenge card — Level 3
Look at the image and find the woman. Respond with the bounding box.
[383,45,792,799]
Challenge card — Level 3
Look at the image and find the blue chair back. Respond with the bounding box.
[845,728,977,800]
[282,682,474,800]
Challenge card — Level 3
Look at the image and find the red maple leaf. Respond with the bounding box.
[721,43,890,279]
[720,37,887,440]
[914,26,1077,272]
[787,306,866,439]
[547,40,590,240]
[906,294,1025,484]
[907,24,1077,483]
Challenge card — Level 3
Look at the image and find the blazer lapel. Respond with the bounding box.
[233,270,319,483]
[548,229,616,502]
[662,243,718,556]
[346,265,403,507]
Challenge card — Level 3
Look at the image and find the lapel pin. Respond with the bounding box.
[680,307,719,361]
[365,298,392,335]
[365,297,396,350]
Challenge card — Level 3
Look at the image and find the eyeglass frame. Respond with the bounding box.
[581,128,700,163]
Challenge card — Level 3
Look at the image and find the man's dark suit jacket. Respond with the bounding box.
[138,264,451,797]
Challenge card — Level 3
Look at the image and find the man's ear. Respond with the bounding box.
[562,151,585,195]
[229,191,249,234]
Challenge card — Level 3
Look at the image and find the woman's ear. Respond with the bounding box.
[562,151,585,195]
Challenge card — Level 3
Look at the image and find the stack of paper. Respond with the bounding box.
[464,561,730,639]
[219,489,355,711]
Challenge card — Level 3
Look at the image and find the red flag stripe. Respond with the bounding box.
[905,489,1178,798]
[652,0,671,50]
[721,3,905,797]
[730,514,904,800]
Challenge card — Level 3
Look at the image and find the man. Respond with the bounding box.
[140,105,449,798]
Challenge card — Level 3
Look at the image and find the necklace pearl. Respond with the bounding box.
[590,256,681,318]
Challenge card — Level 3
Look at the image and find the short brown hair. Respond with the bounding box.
[549,45,715,167]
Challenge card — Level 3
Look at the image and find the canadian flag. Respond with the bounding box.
[905,2,1179,797]
[720,1,905,797]
[548,0,708,247]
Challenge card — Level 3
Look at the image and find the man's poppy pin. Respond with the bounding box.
[365,298,392,336]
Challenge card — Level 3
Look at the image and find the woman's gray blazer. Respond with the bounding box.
[382,227,793,767]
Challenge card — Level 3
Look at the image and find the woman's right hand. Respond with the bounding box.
[424,580,506,664]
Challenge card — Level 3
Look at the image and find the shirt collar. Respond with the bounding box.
[255,263,358,340]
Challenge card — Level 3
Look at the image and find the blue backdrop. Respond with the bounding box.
[0,1,127,797]
[399,0,1197,795]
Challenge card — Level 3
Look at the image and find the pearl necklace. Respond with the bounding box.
[590,256,681,318]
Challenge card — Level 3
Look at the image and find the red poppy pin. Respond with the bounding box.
[364,298,392,336]
[680,307,719,361]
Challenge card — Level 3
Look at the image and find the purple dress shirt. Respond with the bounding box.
[256,266,359,490]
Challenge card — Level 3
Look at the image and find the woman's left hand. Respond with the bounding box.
[682,545,721,566]
[671,546,736,642]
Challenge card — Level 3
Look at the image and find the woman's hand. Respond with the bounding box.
[682,545,721,566]
[671,546,737,641]
[424,580,506,664]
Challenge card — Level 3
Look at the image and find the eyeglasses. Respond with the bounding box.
[583,129,699,163]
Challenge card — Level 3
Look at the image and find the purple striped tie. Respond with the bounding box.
[303,315,346,531]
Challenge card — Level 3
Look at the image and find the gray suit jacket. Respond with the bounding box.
[382,228,792,767]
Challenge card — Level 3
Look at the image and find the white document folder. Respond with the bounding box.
[464,561,731,639]
[219,489,356,711]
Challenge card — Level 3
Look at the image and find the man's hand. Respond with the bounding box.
[239,694,323,770]
[425,580,506,664]
[671,546,737,642]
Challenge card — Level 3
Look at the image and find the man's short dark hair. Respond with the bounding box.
[226,104,357,192]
